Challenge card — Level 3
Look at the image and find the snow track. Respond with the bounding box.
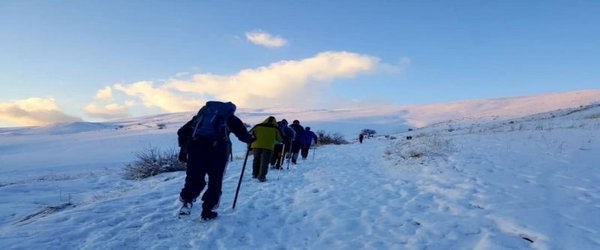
[1,111,599,249]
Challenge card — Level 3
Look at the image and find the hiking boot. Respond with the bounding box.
[201,210,218,220]
[258,178,267,182]
[178,202,193,216]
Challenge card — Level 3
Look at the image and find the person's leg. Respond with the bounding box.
[301,144,309,159]
[257,149,273,180]
[291,142,301,163]
[179,150,207,203]
[252,149,260,178]
[201,147,229,219]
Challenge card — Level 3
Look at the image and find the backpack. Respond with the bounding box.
[291,124,304,142]
[191,101,236,141]
[277,121,287,137]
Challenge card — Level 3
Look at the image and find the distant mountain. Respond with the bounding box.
[400,89,600,127]
[233,89,600,136]
[2,89,599,137]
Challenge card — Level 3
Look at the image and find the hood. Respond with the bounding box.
[278,119,288,127]
[261,116,278,126]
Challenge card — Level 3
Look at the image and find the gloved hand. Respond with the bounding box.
[178,147,187,163]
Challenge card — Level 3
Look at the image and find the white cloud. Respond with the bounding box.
[246,31,288,48]
[89,51,406,116]
[165,51,380,109]
[0,97,82,126]
[84,102,133,120]
[95,86,113,100]
[114,81,203,112]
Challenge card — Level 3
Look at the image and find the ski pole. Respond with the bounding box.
[286,141,294,170]
[279,143,286,169]
[232,148,251,209]
[277,143,285,180]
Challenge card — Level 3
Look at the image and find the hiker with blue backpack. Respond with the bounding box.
[177,101,255,220]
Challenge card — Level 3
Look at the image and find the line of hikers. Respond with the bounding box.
[250,117,318,182]
[176,101,318,220]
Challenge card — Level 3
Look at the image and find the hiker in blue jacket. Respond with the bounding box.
[301,126,318,159]
[289,120,305,164]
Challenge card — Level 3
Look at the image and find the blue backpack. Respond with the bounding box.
[191,101,236,141]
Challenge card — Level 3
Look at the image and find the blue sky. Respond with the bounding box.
[1,1,599,127]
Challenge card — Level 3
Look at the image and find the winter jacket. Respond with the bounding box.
[289,123,305,144]
[303,129,318,145]
[278,120,295,145]
[250,117,283,151]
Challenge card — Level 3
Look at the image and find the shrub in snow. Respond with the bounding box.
[384,133,453,164]
[124,146,186,180]
[19,202,74,223]
[361,128,377,138]
[586,113,600,119]
[409,151,424,158]
[316,130,349,145]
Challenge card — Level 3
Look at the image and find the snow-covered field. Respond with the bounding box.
[1,97,599,249]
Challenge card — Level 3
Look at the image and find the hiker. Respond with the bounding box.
[249,116,283,182]
[301,126,318,160]
[271,119,295,169]
[177,101,255,220]
[289,120,305,164]
[359,133,364,143]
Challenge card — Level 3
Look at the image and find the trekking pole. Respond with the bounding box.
[286,141,293,170]
[277,144,285,180]
[312,146,316,160]
[232,148,251,209]
[279,144,286,169]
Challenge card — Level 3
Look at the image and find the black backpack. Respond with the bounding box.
[191,101,236,141]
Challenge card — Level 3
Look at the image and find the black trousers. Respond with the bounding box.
[179,140,229,211]
[270,143,284,167]
[301,144,312,159]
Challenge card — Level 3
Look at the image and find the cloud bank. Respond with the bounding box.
[245,31,288,48]
[114,81,203,112]
[83,51,408,120]
[4,51,407,126]
[84,102,134,120]
[84,86,133,119]
[95,51,382,114]
[0,97,82,126]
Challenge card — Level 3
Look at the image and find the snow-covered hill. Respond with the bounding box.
[0,90,599,249]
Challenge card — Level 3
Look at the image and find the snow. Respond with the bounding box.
[1,93,600,249]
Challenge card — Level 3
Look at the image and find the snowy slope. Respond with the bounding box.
[1,91,599,249]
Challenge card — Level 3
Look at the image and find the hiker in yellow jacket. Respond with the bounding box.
[250,116,283,182]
